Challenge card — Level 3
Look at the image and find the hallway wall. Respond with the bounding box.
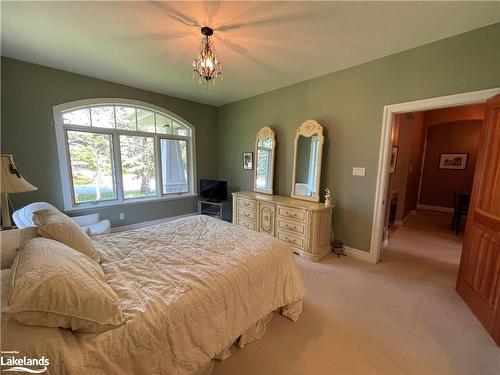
[419,120,483,208]
[387,112,425,223]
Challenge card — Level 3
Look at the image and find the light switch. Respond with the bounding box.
[352,167,366,177]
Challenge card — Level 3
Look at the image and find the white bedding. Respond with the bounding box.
[2,215,304,374]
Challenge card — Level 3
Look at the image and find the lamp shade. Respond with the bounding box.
[1,154,37,193]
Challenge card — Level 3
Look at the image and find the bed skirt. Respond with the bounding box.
[199,300,303,375]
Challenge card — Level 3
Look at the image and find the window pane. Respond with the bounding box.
[115,106,136,130]
[63,108,91,126]
[67,130,115,204]
[161,139,188,194]
[120,135,156,199]
[137,109,155,133]
[156,114,172,134]
[173,121,189,136]
[91,106,115,128]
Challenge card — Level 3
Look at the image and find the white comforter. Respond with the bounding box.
[2,215,304,374]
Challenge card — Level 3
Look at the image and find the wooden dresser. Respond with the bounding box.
[232,191,332,261]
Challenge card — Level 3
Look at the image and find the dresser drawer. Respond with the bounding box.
[237,217,256,231]
[277,229,306,250]
[277,206,305,221]
[277,218,306,236]
[237,197,255,210]
[237,207,256,221]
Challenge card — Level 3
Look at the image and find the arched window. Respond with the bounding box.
[53,99,196,210]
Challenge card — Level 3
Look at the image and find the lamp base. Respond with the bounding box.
[1,192,12,229]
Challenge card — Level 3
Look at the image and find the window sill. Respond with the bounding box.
[64,193,198,213]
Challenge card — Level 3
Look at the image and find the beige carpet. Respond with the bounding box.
[213,211,500,375]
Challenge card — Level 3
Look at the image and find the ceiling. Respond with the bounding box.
[2,1,499,106]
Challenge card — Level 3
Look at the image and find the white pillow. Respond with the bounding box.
[6,238,124,333]
[32,209,100,263]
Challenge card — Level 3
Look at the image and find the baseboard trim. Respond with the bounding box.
[395,210,417,227]
[417,204,453,213]
[111,213,197,233]
[344,246,375,264]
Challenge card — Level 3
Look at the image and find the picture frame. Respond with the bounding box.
[242,152,253,170]
[390,146,399,173]
[438,153,468,170]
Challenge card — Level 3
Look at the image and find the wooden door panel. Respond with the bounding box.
[477,108,500,215]
[464,229,500,305]
[475,211,500,232]
[456,93,500,345]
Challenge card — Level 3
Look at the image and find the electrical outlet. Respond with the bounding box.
[119,213,125,220]
[352,167,366,177]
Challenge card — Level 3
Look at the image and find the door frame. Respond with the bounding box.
[370,87,500,264]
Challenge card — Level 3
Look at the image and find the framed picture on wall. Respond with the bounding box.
[242,152,253,170]
[390,146,399,173]
[438,153,468,170]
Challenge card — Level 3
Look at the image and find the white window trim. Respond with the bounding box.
[53,98,197,211]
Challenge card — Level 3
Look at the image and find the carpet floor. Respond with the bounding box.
[213,211,500,375]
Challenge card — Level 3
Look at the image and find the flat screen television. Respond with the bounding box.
[200,179,227,202]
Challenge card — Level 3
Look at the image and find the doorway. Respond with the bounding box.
[382,103,485,250]
[369,88,500,264]
[371,90,500,345]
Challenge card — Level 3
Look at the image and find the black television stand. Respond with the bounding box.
[197,199,232,222]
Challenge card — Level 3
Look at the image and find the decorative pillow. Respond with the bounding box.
[6,238,124,333]
[32,209,100,263]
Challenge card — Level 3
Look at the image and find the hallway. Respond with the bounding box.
[384,210,463,282]
[214,211,500,375]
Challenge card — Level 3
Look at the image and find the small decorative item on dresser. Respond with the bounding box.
[242,152,253,170]
[332,240,346,258]
[324,188,333,207]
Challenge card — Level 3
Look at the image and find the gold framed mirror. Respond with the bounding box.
[291,120,324,202]
[253,126,276,195]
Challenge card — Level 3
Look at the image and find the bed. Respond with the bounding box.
[1,215,305,374]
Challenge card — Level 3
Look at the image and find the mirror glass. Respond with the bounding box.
[254,127,275,194]
[291,120,324,202]
[294,135,320,197]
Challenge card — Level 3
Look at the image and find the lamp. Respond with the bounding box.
[192,26,222,87]
[1,154,37,229]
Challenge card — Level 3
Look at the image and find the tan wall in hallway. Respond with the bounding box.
[387,112,425,222]
[424,103,486,127]
[403,112,426,217]
[419,120,483,208]
[389,114,412,221]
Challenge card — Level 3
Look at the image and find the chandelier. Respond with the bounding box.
[192,26,222,87]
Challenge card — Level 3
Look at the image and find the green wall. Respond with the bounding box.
[217,22,500,252]
[1,57,218,227]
